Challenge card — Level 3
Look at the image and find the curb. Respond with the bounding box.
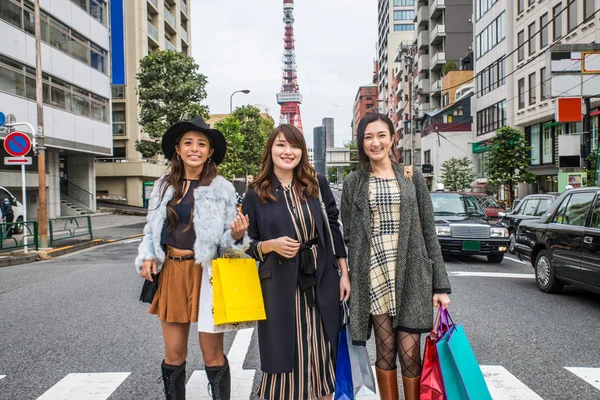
[0,233,145,268]
[97,206,147,216]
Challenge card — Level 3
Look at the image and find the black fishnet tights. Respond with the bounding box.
[372,314,422,378]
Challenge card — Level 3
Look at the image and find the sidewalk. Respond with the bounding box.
[0,213,148,267]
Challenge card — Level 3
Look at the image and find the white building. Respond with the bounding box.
[0,0,111,218]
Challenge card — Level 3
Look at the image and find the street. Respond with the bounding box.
[1,219,600,399]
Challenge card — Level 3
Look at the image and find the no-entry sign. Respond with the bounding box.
[3,131,32,157]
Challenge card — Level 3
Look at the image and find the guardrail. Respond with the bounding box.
[49,216,93,247]
[0,221,38,252]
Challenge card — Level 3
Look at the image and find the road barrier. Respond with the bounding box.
[49,216,93,247]
[0,220,38,251]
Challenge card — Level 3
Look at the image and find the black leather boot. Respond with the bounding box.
[205,356,230,400]
[161,360,186,399]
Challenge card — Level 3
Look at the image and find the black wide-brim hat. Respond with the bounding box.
[161,116,226,165]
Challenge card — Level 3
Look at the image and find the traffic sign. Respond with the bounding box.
[0,112,5,127]
[4,156,32,165]
[3,131,32,157]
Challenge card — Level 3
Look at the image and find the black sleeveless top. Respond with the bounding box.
[160,180,197,251]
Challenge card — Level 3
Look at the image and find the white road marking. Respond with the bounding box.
[481,365,544,399]
[0,374,5,380]
[36,372,130,400]
[505,256,531,265]
[448,271,535,279]
[122,238,142,244]
[565,367,600,391]
[187,328,255,400]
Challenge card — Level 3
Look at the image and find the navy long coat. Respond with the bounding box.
[242,174,346,374]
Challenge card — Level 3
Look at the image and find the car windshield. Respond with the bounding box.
[431,193,486,217]
[474,195,500,208]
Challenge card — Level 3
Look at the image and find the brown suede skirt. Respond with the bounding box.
[148,246,201,323]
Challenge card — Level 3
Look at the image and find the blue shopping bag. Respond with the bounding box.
[447,325,492,400]
[436,326,468,400]
[334,326,354,400]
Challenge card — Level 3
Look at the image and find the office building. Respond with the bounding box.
[323,117,334,148]
[313,126,326,176]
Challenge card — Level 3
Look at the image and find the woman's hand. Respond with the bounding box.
[265,236,300,259]
[433,293,450,310]
[230,211,250,241]
[140,259,158,281]
[339,274,351,301]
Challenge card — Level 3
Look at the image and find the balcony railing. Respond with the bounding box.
[418,54,430,72]
[415,6,429,25]
[147,21,159,42]
[418,30,429,49]
[112,122,126,136]
[431,52,446,68]
[165,39,177,51]
[164,7,176,27]
[180,0,188,15]
[148,0,158,9]
[180,27,188,43]
[431,79,442,92]
[430,0,445,18]
[431,24,446,43]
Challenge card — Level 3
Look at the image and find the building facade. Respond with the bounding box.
[96,0,191,207]
[313,126,326,176]
[352,83,378,142]
[322,117,334,148]
[0,0,112,218]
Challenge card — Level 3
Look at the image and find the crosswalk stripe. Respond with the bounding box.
[448,271,535,279]
[187,328,256,400]
[0,375,5,380]
[565,367,600,391]
[36,372,130,400]
[481,365,543,400]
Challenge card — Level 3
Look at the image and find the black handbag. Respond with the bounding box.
[139,273,160,304]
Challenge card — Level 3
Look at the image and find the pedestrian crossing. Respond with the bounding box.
[1,329,599,399]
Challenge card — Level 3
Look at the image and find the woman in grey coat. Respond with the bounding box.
[340,113,451,400]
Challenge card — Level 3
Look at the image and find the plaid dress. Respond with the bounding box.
[368,175,401,316]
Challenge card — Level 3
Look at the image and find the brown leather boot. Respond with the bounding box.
[375,367,399,400]
[401,375,421,400]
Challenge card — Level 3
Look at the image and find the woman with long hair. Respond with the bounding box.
[135,116,250,400]
[340,113,451,400]
[242,124,350,400]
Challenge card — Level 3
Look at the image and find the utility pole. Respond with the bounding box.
[34,0,48,248]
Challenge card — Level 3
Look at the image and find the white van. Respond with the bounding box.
[0,186,25,234]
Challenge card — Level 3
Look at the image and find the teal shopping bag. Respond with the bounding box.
[436,327,468,400]
[447,325,492,400]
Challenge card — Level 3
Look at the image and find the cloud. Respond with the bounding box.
[192,0,377,147]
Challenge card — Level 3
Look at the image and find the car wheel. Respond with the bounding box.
[508,232,516,254]
[13,216,24,234]
[535,250,563,293]
[487,253,504,263]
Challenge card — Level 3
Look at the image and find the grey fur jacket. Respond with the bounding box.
[340,164,451,344]
[134,175,250,273]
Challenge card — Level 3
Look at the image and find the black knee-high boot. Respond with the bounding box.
[161,360,186,400]
[205,356,230,400]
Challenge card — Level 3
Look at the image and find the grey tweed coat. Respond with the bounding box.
[340,163,451,344]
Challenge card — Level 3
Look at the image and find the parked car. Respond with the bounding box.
[0,186,25,234]
[459,192,505,221]
[515,187,600,294]
[499,193,559,254]
[431,192,510,263]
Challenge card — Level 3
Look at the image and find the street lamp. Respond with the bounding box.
[229,89,251,113]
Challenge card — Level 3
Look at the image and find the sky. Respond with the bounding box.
[191,0,378,148]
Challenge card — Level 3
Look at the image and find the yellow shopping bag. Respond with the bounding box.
[212,258,267,325]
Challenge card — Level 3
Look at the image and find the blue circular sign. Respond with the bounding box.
[3,131,32,157]
[0,112,5,127]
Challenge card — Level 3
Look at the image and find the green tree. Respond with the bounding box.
[585,150,597,186]
[135,50,209,158]
[486,126,535,207]
[215,105,273,180]
[327,167,337,183]
[342,141,359,178]
[441,157,476,191]
[442,60,458,76]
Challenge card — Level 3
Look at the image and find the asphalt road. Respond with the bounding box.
[1,192,599,399]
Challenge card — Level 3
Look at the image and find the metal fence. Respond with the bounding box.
[0,221,38,251]
[49,216,93,247]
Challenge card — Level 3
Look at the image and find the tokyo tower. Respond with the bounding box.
[276,0,303,132]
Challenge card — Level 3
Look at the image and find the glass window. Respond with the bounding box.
[518,0,524,14]
[499,12,506,40]
[562,192,595,226]
[90,42,105,72]
[540,67,548,100]
[518,78,525,109]
[72,94,90,116]
[0,65,25,97]
[49,18,70,53]
[536,199,553,216]
[89,0,105,24]
[518,30,525,61]
[531,125,540,165]
[523,199,540,216]
[529,72,536,105]
[540,13,549,48]
[590,197,600,228]
[542,125,553,163]
[553,4,563,40]
[394,24,415,31]
[551,196,570,223]
[529,0,535,5]
[70,32,90,64]
[25,76,36,100]
[394,10,413,20]
[50,86,68,108]
[568,0,578,32]
[584,0,595,21]
[23,5,35,35]
[72,0,87,9]
[528,22,536,55]
[0,0,22,29]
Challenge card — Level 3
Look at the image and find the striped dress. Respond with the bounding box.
[368,175,401,316]
[256,183,336,400]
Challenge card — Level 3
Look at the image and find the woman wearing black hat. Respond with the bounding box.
[135,116,250,400]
